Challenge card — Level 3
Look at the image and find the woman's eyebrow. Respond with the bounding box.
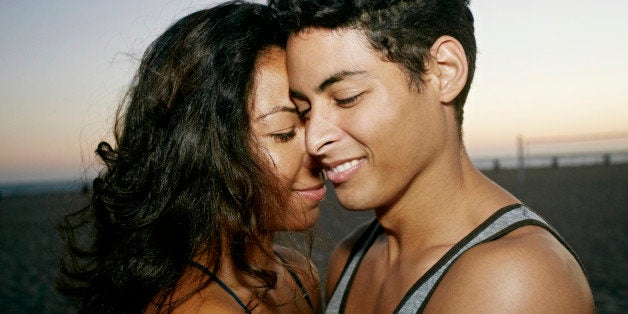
[255,105,297,121]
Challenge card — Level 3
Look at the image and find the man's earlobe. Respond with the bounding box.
[430,36,468,104]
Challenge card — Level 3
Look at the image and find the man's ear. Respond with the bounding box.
[430,36,468,104]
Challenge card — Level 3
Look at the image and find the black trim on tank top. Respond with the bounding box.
[412,218,551,313]
[335,220,380,289]
[393,204,524,311]
[399,205,587,313]
[327,219,379,297]
[338,219,382,313]
[472,208,586,275]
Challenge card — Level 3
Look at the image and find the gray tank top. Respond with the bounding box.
[325,204,582,313]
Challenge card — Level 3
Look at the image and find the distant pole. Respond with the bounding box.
[551,156,559,169]
[603,153,611,166]
[517,135,525,182]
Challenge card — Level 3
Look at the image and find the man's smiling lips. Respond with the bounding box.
[325,158,366,184]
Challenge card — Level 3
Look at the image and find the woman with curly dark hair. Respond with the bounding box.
[57,1,325,312]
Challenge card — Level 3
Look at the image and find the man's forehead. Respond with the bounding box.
[285,28,375,91]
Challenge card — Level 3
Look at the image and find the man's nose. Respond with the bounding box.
[305,104,341,157]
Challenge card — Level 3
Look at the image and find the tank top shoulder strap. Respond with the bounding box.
[395,204,579,313]
[189,260,252,313]
[326,219,382,313]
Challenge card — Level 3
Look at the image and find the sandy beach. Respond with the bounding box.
[1,164,626,313]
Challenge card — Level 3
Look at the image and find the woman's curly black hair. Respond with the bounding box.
[57,1,290,312]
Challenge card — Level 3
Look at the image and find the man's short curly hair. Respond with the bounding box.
[270,0,476,133]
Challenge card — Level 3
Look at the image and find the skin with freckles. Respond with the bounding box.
[286,27,594,313]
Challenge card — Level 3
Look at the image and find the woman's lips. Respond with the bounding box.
[294,184,326,202]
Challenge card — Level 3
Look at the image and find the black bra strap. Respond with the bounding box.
[274,251,315,309]
[189,260,252,313]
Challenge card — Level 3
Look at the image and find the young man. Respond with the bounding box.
[270,0,594,313]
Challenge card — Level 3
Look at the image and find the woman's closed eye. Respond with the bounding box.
[270,128,297,143]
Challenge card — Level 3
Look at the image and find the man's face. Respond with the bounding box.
[286,28,450,211]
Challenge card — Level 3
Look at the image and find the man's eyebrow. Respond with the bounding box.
[255,105,297,121]
[288,70,369,99]
[317,70,368,92]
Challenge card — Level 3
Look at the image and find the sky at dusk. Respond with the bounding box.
[1,0,627,183]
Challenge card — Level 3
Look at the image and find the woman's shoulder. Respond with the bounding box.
[274,245,316,272]
[145,284,245,314]
[273,245,321,311]
[169,297,244,314]
[273,245,320,290]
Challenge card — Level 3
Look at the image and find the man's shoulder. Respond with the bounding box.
[426,225,594,312]
[457,224,574,271]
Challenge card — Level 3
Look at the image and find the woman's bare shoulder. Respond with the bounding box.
[274,245,318,275]
[273,245,321,311]
[145,283,244,314]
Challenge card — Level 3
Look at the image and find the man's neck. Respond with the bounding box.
[373,147,518,261]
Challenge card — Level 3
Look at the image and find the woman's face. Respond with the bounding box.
[249,47,326,231]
